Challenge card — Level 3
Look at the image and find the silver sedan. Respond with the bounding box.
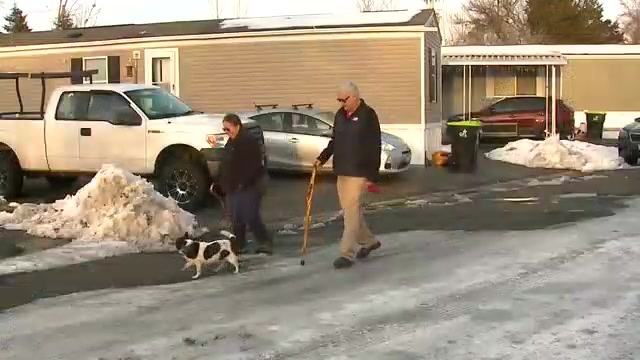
[239,106,412,175]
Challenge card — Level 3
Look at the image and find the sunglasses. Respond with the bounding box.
[337,96,350,103]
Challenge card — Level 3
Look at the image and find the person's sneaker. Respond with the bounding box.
[333,257,354,269]
[355,241,381,259]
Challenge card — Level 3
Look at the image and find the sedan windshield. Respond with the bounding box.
[125,88,198,120]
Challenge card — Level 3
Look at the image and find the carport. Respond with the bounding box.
[441,46,568,136]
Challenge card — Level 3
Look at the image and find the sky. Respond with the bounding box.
[0,0,624,32]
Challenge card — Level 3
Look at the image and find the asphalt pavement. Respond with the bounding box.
[2,169,640,359]
[1,167,638,313]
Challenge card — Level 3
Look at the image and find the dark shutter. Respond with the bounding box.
[70,58,84,84]
[107,56,121,83]
[428,48,437,103]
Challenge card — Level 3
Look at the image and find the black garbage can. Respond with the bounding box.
[446,120,481,173]
[585,111,606,140]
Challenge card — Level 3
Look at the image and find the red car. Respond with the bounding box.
[446,96,575,140]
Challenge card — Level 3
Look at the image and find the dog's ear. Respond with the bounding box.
[175,236,187,250]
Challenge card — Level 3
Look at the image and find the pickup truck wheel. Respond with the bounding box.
[158,159,209,211]
[46,176,78,189]
[0,151,23,199]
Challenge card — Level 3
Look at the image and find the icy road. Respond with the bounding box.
[2,200,640,360]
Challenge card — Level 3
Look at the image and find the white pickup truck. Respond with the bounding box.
[0,71,266,210]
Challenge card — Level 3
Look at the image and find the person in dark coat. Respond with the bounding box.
[219,113,273,255]
[315,81,382,269]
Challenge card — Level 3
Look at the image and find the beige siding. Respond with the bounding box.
[562,58,640,112]
[424,30,442,124]
[0,50,143,113]
[178,37,422,125]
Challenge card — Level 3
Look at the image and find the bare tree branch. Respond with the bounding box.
[450,0,535,45]
[234,0,248,18]
[356,0,394,12]
[73,0,101,27]
[620,0,640,43]
[210,0,224,19]
[56,0,101,28]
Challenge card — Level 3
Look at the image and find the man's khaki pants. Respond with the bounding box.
[337,176,377,259]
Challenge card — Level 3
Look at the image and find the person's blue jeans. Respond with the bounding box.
[226,186,271,253]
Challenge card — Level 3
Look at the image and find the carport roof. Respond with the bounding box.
[0,9,436,48]
[442,46,567,66]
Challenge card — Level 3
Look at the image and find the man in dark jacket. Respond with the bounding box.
[315,82,382,269]
[219,113,272,255]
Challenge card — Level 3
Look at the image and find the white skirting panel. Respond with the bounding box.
[380,124,425,165]
[573,111,640,139]
[425,122,443,160]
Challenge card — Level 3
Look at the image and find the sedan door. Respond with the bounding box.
[284,112,332,170]
[249,112,294,170]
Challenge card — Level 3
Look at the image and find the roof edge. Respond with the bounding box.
[0,26,433,54]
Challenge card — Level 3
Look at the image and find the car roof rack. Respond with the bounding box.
[292,103,314,110]
[253,103,279,111]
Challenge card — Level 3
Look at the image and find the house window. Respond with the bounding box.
[83,56,108,84]
[492,66,537,97]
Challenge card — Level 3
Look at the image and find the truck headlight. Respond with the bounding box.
[206,133,228,148]
[381,142,395,151]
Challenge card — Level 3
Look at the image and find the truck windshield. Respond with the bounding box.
[125,88,197,120]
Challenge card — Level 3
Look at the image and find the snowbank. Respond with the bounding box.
[0,164,196,250]
[485,136,627,172]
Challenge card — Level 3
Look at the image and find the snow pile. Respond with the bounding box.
[485,136,627,172]
[0,164,196,250]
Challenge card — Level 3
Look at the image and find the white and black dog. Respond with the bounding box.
[175,230,240,279]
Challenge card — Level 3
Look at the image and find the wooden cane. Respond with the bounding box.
[300,164,318,266]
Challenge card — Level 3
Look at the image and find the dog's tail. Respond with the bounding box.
[219,230,236,240]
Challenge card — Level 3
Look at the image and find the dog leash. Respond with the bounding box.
[300,164,318,266]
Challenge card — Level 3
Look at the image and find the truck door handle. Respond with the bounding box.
[289,137,299,143]
[80,128,91,136]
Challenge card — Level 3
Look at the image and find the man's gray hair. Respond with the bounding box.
[338,81,360,97]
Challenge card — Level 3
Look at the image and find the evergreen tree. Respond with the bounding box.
[3,3,32,33]
[53,8,75,30]
[526,0,624,44]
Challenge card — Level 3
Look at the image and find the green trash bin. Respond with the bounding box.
[585,111,606,140]
[446,120,481,173]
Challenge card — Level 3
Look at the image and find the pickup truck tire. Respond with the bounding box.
[0,151,23,199]
[158,159,209,211]
[46,176,78,189]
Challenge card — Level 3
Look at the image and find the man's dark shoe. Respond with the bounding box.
[254,245,273,255]
[254,240,273,255]
[355,241,381,259]
[333,257,354,269]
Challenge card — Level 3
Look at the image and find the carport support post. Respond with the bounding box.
[467,65,472,121]
[551,65,557,136]
[545,65,549,137]
[462,65,467,120]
